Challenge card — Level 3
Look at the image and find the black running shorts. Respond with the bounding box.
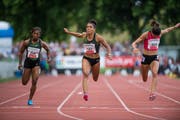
[141,54,159,65]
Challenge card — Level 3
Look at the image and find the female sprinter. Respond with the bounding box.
[132,20,180,101]
[64,19,112,101]
[18,27,51,105]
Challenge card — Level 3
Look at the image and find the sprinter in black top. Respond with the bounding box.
[24,38,42,68]
[18,27,51,105]
[83,33,100,66]
[64,19,112,101]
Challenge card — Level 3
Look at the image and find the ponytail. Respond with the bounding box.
[151,20,160,27]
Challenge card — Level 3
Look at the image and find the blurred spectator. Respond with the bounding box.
[1,39,180,78]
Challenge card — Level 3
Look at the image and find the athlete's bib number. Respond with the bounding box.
[27,47,40,59]
[148,39,160,50]
[83,44,96,54]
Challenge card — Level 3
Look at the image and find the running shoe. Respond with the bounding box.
[27,100,33,105]
[83,94,88,101]
[149,93,156,101]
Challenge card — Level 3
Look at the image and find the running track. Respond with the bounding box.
[0,74,180,120]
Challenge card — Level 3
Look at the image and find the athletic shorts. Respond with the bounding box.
[141,54,159,65]
[83,56,100,66]
[24,58,40,69]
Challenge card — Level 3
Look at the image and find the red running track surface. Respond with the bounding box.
[0,74,180,120]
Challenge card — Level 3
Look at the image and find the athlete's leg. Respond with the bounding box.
[82,58,91,95]
[22,68,31,85]
[28,66,40,100]
[141,64,149,82]
[91,62,100,82]
[149,61,159,93]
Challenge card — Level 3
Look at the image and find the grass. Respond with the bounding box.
[0,77,20,83]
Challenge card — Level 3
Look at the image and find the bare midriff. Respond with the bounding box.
[84,53,100,58]
[143,49,158,55]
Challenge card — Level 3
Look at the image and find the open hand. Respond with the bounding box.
[47,57,51,64]
[175,23,180,28]
[64,28,69,33]
[132,48,140,54]
[18,64,23,70]
[107,53,112,60]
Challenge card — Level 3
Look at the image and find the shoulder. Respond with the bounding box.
[143,31,149,36]
[140,31,149,39]
[23,39,30,46]
[40,40,49,48]
[95,33,104,42]
[19,39,30,50]
[40,40,46,45]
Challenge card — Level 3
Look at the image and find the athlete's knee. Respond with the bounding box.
[83,72,89,78]
[142,75,148,82]
[93,78,98,82]
[22,82,27,86]
[142,78,147,82]
[152,72,158,78]
[93,76,98,82]
[22,79,28,85]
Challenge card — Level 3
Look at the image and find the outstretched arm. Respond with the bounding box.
[161,23,180,35]
[64,28,86,38]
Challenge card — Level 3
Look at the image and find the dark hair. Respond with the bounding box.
[150,20,161,35]
[88,19,97,28]
[31,26,42,34]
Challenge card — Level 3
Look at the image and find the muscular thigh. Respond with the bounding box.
[22,68,31,81]
[141,64,149,75]
[150,61,159,74]
[32,66,40,80]
[91,62,100,78]
[82,58,91,76]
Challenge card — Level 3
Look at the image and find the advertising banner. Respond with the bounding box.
[105,56,141,68]
[55,56,82,69]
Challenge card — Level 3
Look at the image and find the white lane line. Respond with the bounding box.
[0,106,41,109]
[0,93,29,106]
[104,78,166,120]
[57,82,82,120]
[0,80,61,106]
[12,106,41,109]
[128,80,180,104]
[74,107,180,110]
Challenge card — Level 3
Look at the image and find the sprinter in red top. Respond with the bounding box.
[132,20,179,101]
[144,31,160,51]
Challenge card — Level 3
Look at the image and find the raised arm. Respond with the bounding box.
[64,28,86,38]
[161,23,180,35]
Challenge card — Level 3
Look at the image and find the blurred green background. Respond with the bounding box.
[0,0,180,79]
[0,0,179,44]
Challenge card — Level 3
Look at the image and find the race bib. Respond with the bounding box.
[148,39,160,50]
[27,47,40,59]
[83,44,96,54]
